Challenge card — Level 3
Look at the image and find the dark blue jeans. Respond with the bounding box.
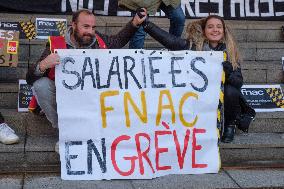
[129,3,185,49]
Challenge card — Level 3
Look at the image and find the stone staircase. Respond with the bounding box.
[0,14,284,173]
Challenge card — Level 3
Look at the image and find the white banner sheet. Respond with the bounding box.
[55,49,223,180]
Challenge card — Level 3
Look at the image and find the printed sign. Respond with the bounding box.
[18,80,33,112]
[0,21,35,39]
[36,18,67,39]
[7,41,18,54]
[56,49,223,180]
[241,85,284,112]
[0,30,19,67]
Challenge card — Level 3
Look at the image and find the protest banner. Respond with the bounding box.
[0,29,19,67]
[36,18,67,39]
[241,84,284,112]
[55,49,223,180]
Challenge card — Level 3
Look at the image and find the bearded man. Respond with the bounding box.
[26,9,146,151]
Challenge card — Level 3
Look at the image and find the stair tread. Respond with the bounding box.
[0,131,283,153]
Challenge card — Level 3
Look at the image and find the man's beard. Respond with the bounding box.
[74,27,94,47]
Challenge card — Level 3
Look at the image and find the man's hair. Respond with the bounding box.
[72,9,95,23]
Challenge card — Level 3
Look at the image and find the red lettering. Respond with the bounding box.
[111,135,138,176]
[155,130,172,171]
[173,129,190,169]
[192,128,207,168]
[135,133,155,175]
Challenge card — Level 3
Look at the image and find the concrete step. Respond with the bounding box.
[220,133,284,167]
[0,132,283,172]
[1,169,284,189]
[0,62,28,83]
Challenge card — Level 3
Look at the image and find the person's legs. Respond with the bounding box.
[129,25,146,49]
[33,77,58,128]
[160,3,185,37]
[222,84,241,143]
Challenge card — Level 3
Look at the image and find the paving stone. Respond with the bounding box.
[247,29,282,42]
[221,133,284,148]
[0,153,25,170]
[132,171,238,189]
[29,43,47,63]
[26,152,59,168]
[0,135,25,153]
[220,148,284,165]
[0,92,18,109]
[257,48,284,61]
[25,113,56,136]
[242,69,267,83]
[248,118,284,133]
[0,109,26,134]
[238,42,257,61]
[19,43,29,62]
[24,173,99,189]
[0,174,23,189]
[227,169,284,188]
[25,136,57,152]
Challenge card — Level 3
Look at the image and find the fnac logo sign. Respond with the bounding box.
[7,41,18,54]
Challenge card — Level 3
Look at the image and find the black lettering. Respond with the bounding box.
[190,57,208,92]
[95,58,108,89]
[141,57,147,88]
[0,55,5,64]
[81,57,96,90]
[65,141,85,175]
[107,56,122,89]
[87,138,107,174]
[149,57,166,88]
[123,56,142,89]
[62,57,81,90]
[170,57,186,88]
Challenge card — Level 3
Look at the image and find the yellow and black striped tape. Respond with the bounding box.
[217,52,226,137]
[56,21,67,36]
[266,88,284,108]
[19,21,36,40]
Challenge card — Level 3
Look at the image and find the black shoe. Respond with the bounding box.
[222,125,236,143]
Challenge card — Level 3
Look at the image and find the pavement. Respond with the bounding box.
[1,169,284,189]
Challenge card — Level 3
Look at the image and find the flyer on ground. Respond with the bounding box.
[18,79,33,112]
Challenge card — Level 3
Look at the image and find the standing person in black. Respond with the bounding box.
[141,14,250,143]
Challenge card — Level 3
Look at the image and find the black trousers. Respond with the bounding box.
[224,84,241,126]
[0,112,4,124]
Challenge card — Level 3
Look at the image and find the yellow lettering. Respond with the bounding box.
[156,90,175,126]
[124,91,147,127]
[100,90,119,128]
[179,92,198,127]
